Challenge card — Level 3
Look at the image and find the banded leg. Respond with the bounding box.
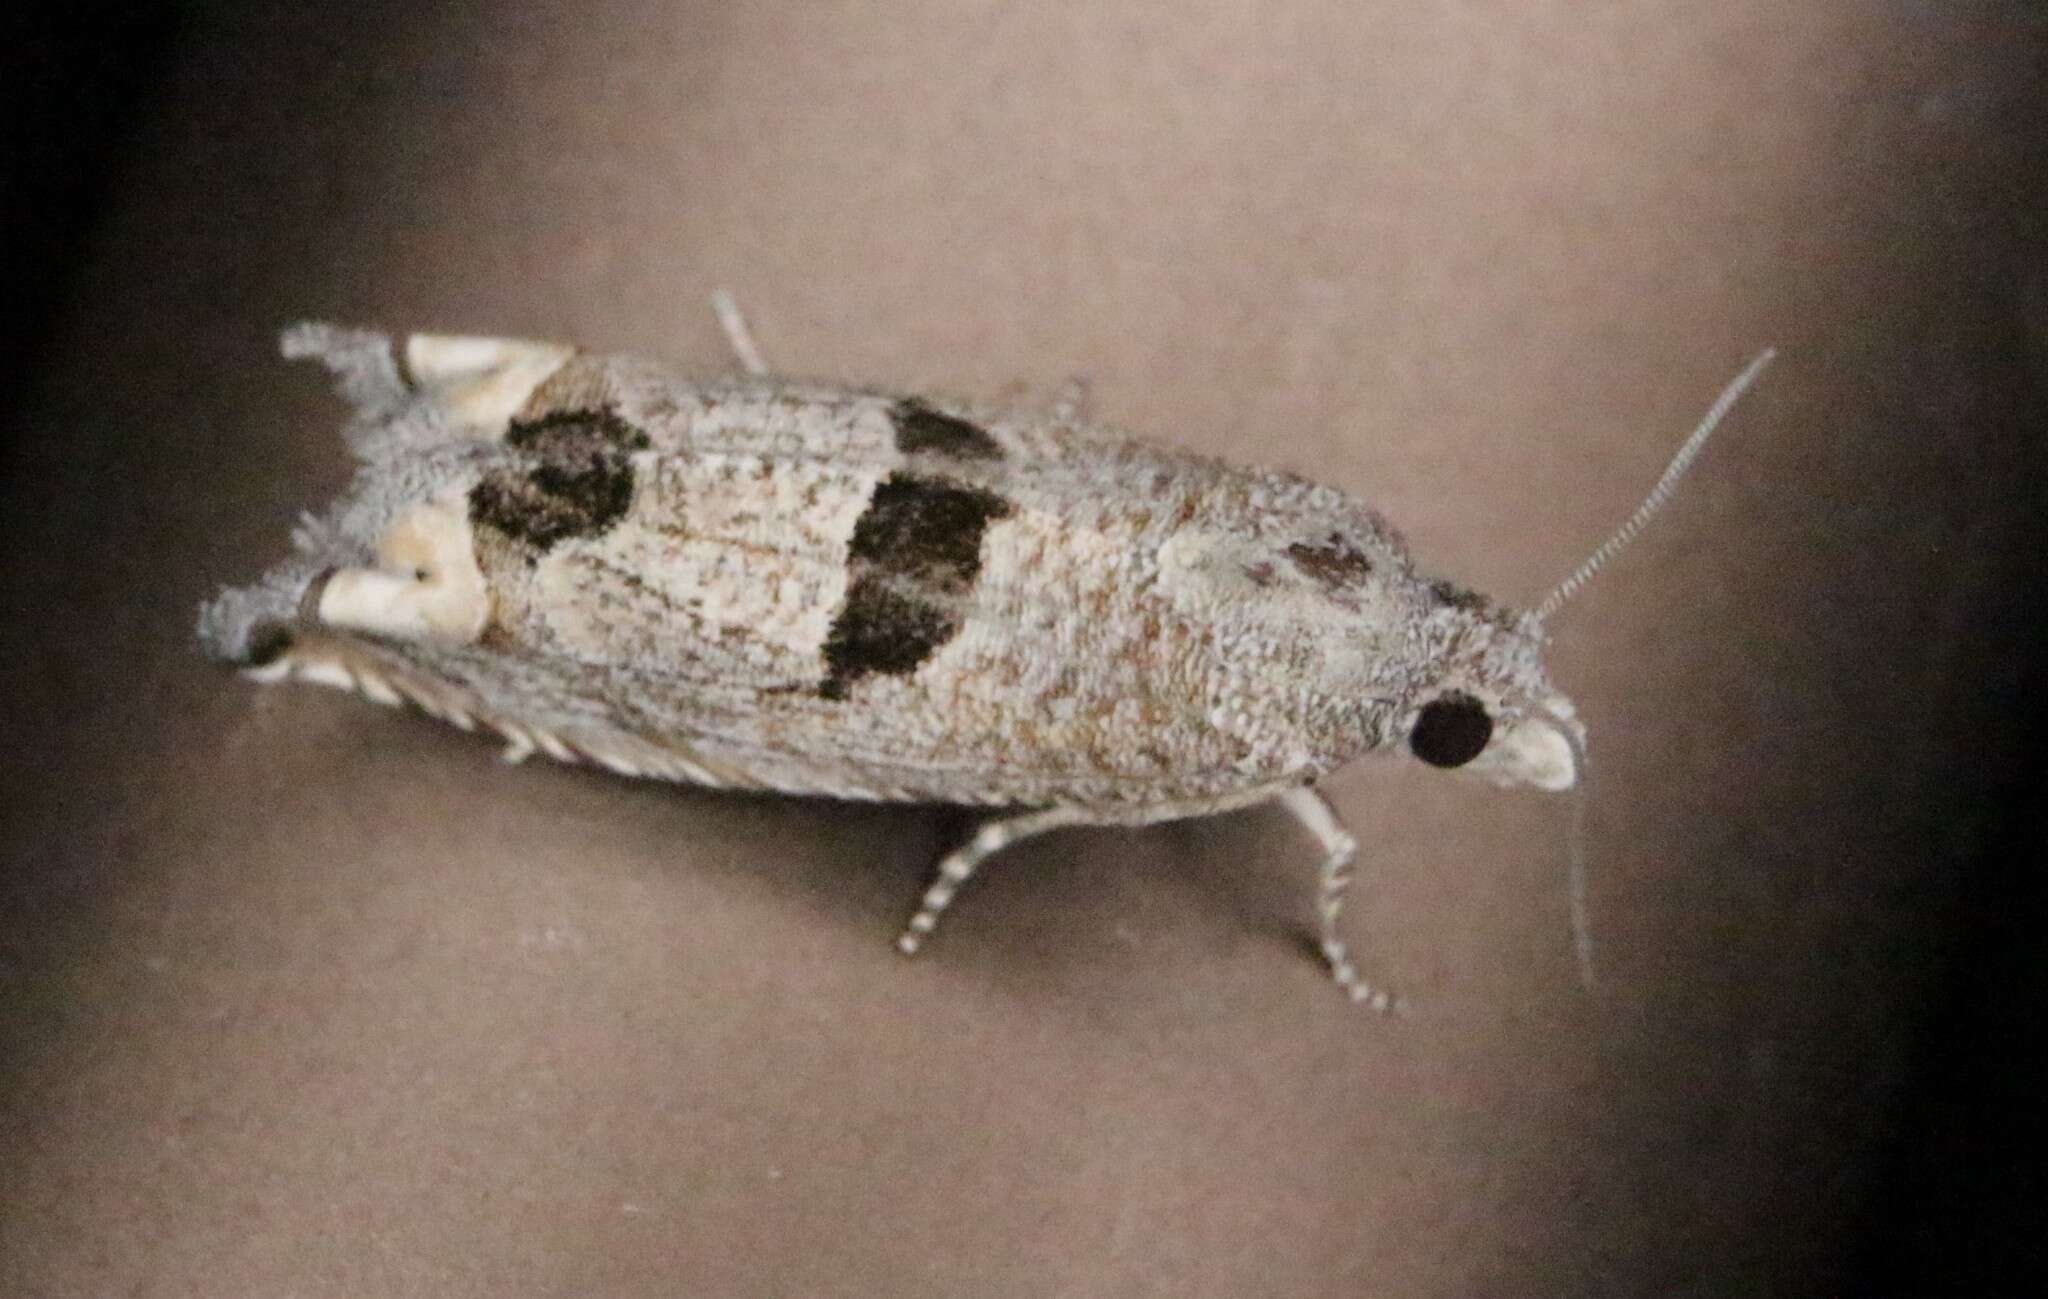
[1276,786,1399,1012]
[896,806,1096,955]
[710,289,770,376]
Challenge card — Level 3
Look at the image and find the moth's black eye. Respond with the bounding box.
[1409,693,1493,768]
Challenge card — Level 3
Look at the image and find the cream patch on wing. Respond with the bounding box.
[531,455,878,680]
[405,333,575,437]
[936,507,1240,776]
[1156,530,1276,617]
[962,504,1155,704]
[318,486,492,643]
[958,508,1149,692]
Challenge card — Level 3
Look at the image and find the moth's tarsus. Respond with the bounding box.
[1280,785,1403,1013]
[896,807,1095,954]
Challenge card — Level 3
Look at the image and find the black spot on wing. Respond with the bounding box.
[819,579,961,700]
[820,472,1015,698]
[846,473,1013,592]
[891,398,1003,460]
[1286,533,1373,590]
[506,406,650,454]
[1429,579,1490,611]
[470,408,643,552]
[471,461,636,550]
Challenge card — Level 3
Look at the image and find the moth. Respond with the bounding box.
[198,294,1772,1008]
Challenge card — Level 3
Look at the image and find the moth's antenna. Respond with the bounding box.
[1536,349,1777,622]
[1533,709,1597,990]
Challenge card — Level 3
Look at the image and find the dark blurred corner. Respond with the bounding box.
[1,6,2045,1293]
[0,5,182,427]
[1843,91,2048,1280]
[1848,781,2048,1295]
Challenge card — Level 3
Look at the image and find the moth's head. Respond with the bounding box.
[1398,347,1779,796]
[1393,350,1774,993]
[1398,599,1583,792]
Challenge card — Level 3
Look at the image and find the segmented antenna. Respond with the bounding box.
[1536,349,1777,622]
[1546,712,1597,990]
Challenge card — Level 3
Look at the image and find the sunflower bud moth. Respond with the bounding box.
[198,298,1773,1009]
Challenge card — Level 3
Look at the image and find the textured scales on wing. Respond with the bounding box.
[198,328,1555,811]
[201,317,1764,1006]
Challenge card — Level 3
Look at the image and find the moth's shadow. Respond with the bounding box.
[489,733,1343,1015]
[1158,800,1322,949]
[292,685,1350,1015]
[881,798,1325,1004]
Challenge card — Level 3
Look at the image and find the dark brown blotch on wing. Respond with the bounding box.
[891,398,1003,460]
[819,472,1015,698]
[470,461,636,551]
[470,408,643,552]
[505,406,650,456]
[1286,533,1373,590]
[1429,579,1490,611]
[819,579,962,700]
[846,473,1014,593]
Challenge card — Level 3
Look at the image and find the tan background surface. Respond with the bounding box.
[4,2,2045,1295]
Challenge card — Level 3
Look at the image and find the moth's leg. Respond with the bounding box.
[895,806,1098,955]
[710,289,770,377]
[1275,786,1400,1012]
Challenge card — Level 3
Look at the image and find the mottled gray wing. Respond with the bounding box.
[203,332,1421,810]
